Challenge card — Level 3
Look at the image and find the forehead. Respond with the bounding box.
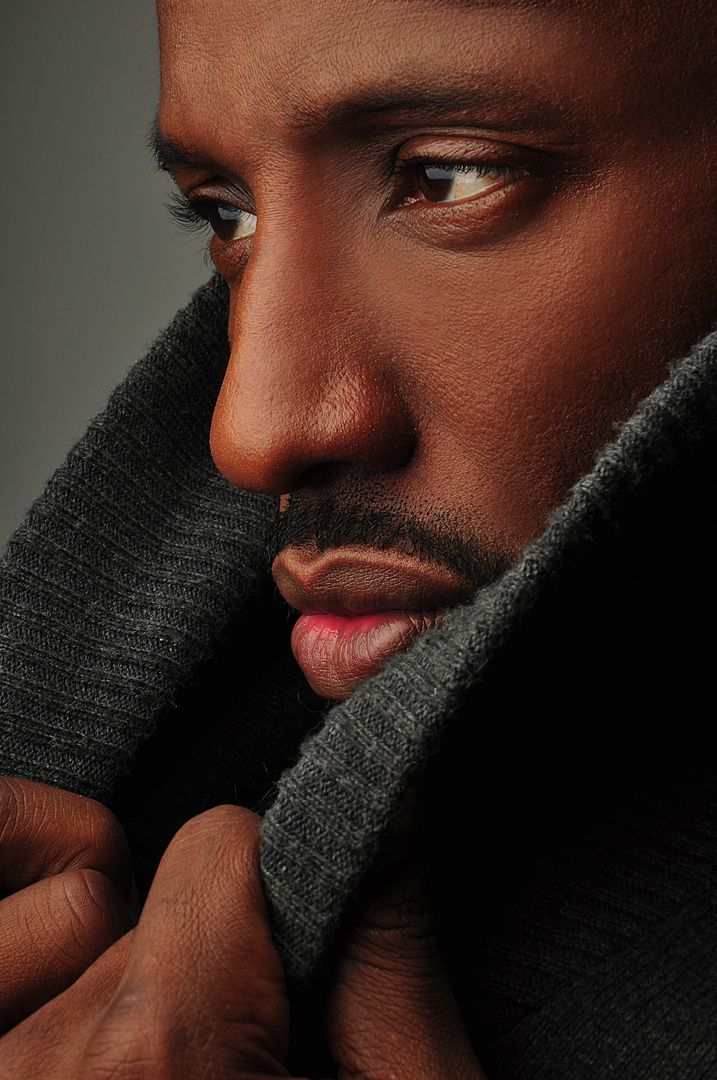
[157,0,593,80]
[155,0,707,167]
[158,1,616,140]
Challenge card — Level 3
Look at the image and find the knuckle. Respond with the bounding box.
[0,777,130,887]
[77,798,126,854]
[86,993,279,1078]
[65,798,131,875]
[49,868,130,958]
[82,997,177,1080]
[0,776,45,846]
[344,873,444,976]
[58,865,112,914]
[83,996,281,1080]
[359,873,433,941]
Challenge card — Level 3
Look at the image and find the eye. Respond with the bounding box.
[394,157,527,207]
[166,191,256,242]
[166,156,530,247]
[207,202,257,241]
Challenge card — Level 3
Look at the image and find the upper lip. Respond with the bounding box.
[272,544,477,616]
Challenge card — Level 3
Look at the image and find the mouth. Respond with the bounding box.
[271,545,477,701]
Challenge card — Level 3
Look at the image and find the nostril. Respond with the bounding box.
[296,462,346,491]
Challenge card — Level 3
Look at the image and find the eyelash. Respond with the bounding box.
[165,189,226,235]
[165,155,529,237]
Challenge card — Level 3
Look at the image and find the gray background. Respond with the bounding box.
[0,3,209,553]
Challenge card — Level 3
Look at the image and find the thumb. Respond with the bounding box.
[325,787,488,1080]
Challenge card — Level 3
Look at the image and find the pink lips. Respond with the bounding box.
[272,544,477,701]
[290,610,445,701]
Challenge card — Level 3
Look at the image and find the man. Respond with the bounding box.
[0,0,715,1076]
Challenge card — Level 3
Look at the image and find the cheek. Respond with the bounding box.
[378,173,717,550]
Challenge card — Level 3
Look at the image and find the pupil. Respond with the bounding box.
[211,204,243,241]
[417,164,457,203]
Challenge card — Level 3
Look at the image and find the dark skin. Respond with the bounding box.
[161,0,717,699]
[2,0,716,1074]
[0,779,484,1078]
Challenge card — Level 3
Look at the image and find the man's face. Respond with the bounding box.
[157,0,717,700]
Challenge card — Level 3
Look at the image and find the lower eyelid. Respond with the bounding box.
[391,175,553,250]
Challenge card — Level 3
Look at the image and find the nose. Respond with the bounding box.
[209,243,416,496]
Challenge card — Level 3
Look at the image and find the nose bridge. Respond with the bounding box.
[210,233,415,495]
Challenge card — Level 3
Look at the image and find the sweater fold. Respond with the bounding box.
[1,273,716,1078]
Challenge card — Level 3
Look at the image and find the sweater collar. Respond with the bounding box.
[1,272,716,988]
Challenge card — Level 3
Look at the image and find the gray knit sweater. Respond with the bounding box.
[1,272,716,1078]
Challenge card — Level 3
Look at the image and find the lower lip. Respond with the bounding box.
[290,610,444,701]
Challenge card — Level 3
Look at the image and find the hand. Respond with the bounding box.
[0,804,289,1078]
[0,776,138,1031]
[0,795,487,1078]
[324,787,488,1080]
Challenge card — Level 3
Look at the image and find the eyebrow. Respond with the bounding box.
[149,75,576,176]
[150,119,218,175]
[288,80,571,134]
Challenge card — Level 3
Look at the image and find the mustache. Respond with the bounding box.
[266,489,511,588]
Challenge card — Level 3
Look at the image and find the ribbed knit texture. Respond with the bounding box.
[259,317,717,971]
[0,274,272,796]
[1,272,716,1078]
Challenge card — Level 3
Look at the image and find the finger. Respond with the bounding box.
[0,868,136,1031]
[326,793,488,1080]
[0,929,136,1078]
[56,925,135,1015]
[85,805,290,1078]
[0,776,135,905]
